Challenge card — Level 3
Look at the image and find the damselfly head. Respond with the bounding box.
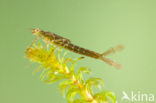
[32,28,41,36]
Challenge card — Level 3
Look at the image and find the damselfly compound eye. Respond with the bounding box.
[32,28,40,35]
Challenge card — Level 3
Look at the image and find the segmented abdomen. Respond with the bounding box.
[56,41,101,59]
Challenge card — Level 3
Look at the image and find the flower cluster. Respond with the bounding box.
[25,42,116,103]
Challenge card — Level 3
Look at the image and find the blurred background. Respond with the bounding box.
[0,0,156,103]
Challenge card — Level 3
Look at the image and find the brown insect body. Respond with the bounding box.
[42,31,101,59]
[32,29,123,69]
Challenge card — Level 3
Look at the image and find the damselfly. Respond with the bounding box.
[31,28,124,69]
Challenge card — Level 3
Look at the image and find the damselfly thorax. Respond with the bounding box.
[31,28,124,69]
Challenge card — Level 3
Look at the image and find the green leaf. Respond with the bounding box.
[105,91,116,103]
[67,87,80,103]
[45,74,68,84]
[94,91,108,102]
[40,68,50,81]
[69,57,84,73]
[59,80,75,96]
[85,78,104,89]
[76,67,91,83]
[94,91,116,103]
[64,58,74,63]
[57,47,63,62]
[77,67,91,75]
[61,51,68,63]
